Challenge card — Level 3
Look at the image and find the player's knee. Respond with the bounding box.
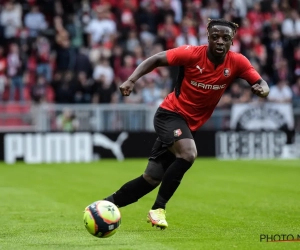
[144,159,165,186]
[143,173,161,187]
[178,146,197,163]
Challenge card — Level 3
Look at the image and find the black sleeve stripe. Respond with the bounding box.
[175,66,184,98]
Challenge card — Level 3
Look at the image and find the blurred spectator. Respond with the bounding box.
[30,75,48,103]
[0,1,22,45]
[228,81,252,104]
[36,36,52,82]
[92,74,116,104]
[200,0,221,20]
[74,47,93,77]
[66,14,84,50]
[273,59,293,84]
[0,46,7,100]
[292,77,300,107]
[93,58,114,86]
[142,74,164,106]
[51,71,63,103]
[77,0,92,29]
[7,43,24,102]
[54,16,75,71]
[132,45,145,66]
[217,93,232,109]
[156,0,176,27]
[56,108,79,132]
[281,10,300,39]
[251,36,267,67]
[24,5,48,38]
[238,18,255,54]
[230,37,241,53]
[157,14,180,50]
[246,2,264,35]
[267,80,293,103]
[136,1,158,35]
[74,71,94,103]
[156,67,172,97]
[175,16,198,46]
[270,2,284,23]
[84,6,116,48]
[116,54,135,85]
[125,29,140,53]
[118,0,137,33]
[55,71,75,104]
[110,45,123,78]
[222,0,247,22]
[294,45,300,78]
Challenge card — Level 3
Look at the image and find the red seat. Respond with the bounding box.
[0,102,32,128]
[6,104,22,113]
[5,103,30,113]
[4,118,24,126]
[0,104,6,112]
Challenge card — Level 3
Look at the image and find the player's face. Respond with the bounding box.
[208,25,233,58]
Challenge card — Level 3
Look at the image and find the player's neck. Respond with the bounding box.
[206,49,226,68]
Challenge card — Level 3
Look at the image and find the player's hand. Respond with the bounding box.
[251,83,268,98]
[119,80,135,96]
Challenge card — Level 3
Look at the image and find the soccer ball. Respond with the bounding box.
[83,200,121,238]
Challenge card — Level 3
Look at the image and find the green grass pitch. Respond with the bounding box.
[1,158,299,250]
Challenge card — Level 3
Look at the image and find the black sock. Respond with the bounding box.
[104,175,156,207]
[152,158,192,210]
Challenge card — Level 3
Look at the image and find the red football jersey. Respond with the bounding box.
[160,45,261,131]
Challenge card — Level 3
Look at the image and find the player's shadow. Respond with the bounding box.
[27,243,132,247]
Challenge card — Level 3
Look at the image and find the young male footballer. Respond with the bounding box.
[104,19,270,229]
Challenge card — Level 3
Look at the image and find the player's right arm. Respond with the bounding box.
[119,51,169,96]
[120,45,195,96]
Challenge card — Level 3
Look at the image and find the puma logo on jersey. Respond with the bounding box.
[196,65,205,74]
[184,45,191,50]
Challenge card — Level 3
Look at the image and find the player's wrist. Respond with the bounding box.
[128,79,136,84]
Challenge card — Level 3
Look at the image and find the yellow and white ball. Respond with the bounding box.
[83,200,121,238]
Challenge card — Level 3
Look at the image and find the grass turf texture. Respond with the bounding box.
[0,159,299,250]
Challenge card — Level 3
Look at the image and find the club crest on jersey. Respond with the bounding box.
[223,68,231,77]
[174,129,182,137]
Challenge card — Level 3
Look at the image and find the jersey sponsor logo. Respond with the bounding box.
[190,80,226,90]
[174,129,182,137]
[184,45,191,50]
[223,68,231,77]
[196,65,205,74]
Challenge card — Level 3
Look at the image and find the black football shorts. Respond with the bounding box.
[149,107,196,160]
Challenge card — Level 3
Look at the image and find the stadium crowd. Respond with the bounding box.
[0,0,299,108]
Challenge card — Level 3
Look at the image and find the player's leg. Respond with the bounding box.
[144,148,176,229]
[151,138,196,210]
[104,141,175,208]
[147,139,196,229]
[104,174,156,208]
[147,108,197,229]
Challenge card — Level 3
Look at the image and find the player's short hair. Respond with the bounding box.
[207,18,239,36]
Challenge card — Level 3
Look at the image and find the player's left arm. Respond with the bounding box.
[237,54,270,98]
